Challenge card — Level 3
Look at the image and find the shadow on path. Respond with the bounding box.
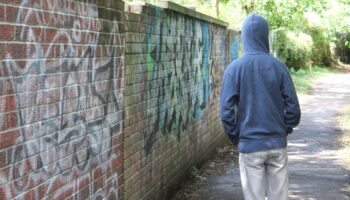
[287,74,350,200]
[174,73,350,200]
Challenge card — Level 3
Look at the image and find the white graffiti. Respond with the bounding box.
[0,0,123,199]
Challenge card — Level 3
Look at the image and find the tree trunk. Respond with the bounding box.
[216,0,220,17]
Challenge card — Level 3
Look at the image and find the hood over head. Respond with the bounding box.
[241,14,270,54]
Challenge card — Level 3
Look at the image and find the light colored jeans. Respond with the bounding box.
[239,148,288,200]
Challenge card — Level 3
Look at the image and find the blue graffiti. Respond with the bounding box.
[194,21,211,118]
[231,35,239,62]
[142,17,215,155]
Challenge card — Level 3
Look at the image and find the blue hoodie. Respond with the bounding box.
[220,14,301,153]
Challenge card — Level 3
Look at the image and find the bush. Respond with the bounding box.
[271,29,313,69]
[303,13,332,66]
[308,26,332,66]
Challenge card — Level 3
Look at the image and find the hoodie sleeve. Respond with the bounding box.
[220,70,239,145]
[281,68,301,133]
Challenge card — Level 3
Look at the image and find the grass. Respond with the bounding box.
[290,65,339,93]
[337,105,350,170]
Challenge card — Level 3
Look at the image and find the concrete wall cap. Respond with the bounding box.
[156,1,228,27]
[126,1,228,27]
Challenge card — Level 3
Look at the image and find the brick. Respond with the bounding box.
[36,184,46,199]
[2,111,17,129]
[0,24,15,41]
[112,154,124,170]
[44,28,58,43]
[0,1,229,200]
[63,185,74,199]
[29,27,45,42]
[23,188,36,200]
[0,185,7,200]
[0,150,6,168]
[2,0,22,5]
[114,0,125,11]
[29,0,42,9]
[0,43,6,60]
[0,129,18,149]
[78,186,90,200]
[5,6,18,23]
[62,14,74,28]
[92,167,103,181]
[6,43,27,59]
[0,6,5,22]
[37,11,50,26]
[46,88,61,104]
[2,95,16,112]
[23,8,39,25]
[92,175,104,193]
[50,189,65,200]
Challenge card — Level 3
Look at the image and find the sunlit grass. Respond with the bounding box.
[290,65,339,93]
[337,105,350,170]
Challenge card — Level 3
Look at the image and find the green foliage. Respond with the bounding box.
[195,0,245,29]
[309,28,332,66]
[273,29,313,69]
[256,0,306,30]
[303,15,332,66]
[237,0,334,68]
[124,0,350,66]
[240,0,328,30]
[190,167,200,178]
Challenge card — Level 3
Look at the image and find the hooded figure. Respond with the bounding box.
[220,14,301,200]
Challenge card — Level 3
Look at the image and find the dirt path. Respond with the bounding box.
[172,72,350,200]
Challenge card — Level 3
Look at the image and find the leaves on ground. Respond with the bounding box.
[170,141,239,200]
[337,105,350,170]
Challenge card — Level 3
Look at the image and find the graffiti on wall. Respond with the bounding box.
[231,35,239,62]
[142,11,226,155]
[0,1,123,199]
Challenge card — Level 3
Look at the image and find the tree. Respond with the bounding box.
[239,0,328,30]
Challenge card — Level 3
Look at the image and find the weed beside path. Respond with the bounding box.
[337,105,350,170]
[291,65,340,94]
[170,142,239,200]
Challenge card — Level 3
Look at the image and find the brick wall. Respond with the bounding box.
[0,0,124,199]
[124,2,237,199]
[0,1,240,199]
